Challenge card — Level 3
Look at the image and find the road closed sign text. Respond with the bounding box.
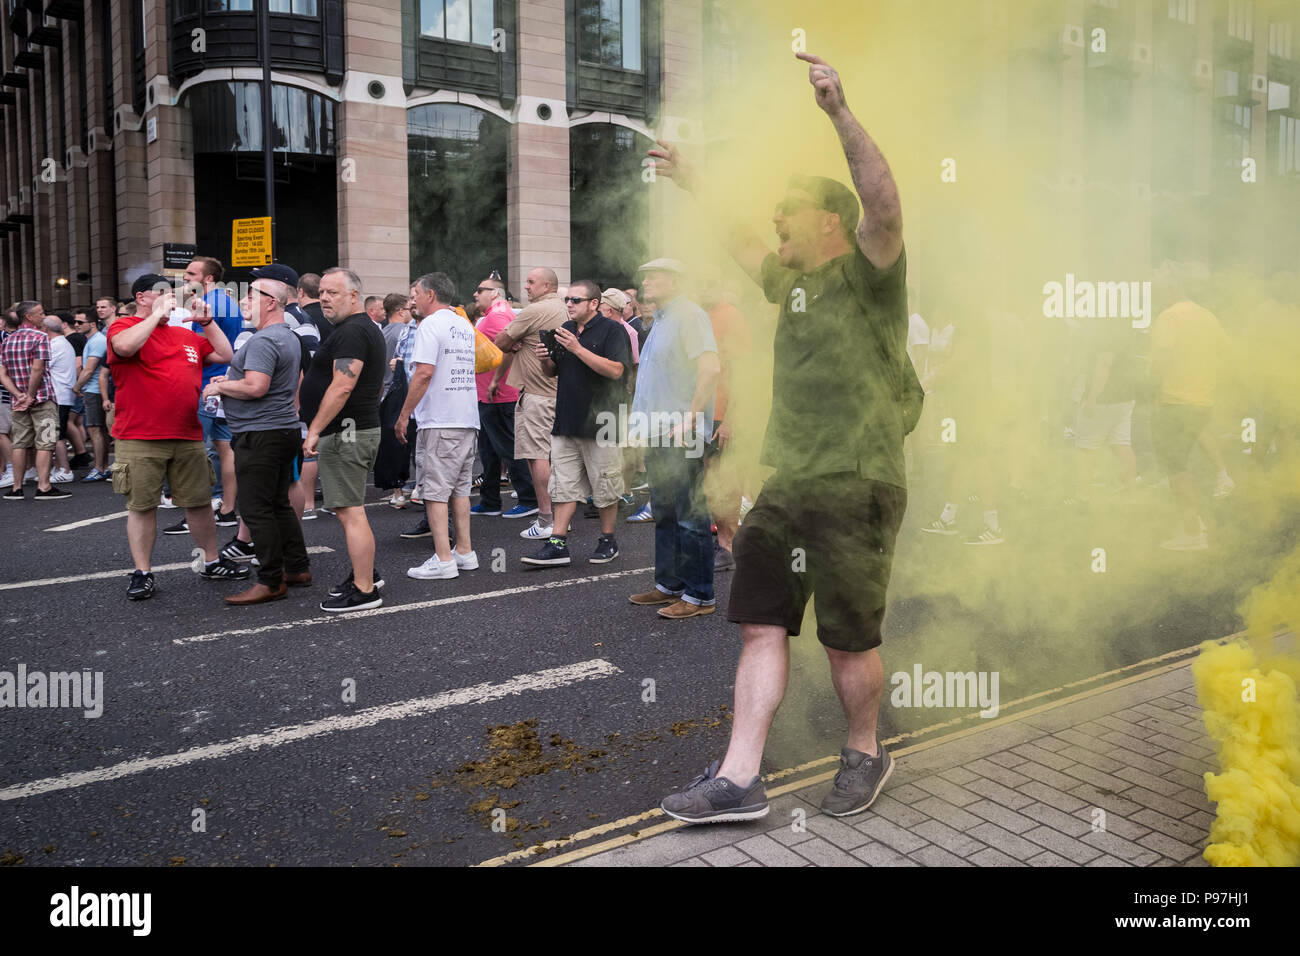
[231,217,272,267]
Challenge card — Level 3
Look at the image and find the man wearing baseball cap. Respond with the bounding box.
[204,264,312,605]
[106,273,249,600]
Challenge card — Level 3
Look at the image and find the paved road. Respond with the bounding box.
[0,460,1286,866]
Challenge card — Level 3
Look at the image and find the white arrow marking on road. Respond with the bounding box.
[173,565,655,645]
[0,547,336,592]
[0,658,622,801]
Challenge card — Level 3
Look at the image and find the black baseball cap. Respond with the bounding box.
[251,263,300,288]
[131,274,170,297]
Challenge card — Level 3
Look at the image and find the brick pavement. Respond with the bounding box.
[562,661,1219,867]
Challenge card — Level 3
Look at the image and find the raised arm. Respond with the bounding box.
[796,52,903,269]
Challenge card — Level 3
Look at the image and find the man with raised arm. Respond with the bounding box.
[655,51,923,823]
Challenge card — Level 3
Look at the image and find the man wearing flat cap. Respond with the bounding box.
[203,264,312,605]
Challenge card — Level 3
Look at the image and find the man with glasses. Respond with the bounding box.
[203,264,311,605]
[300,267,387,612]
[74,306,113,480]
[521,279,629,567]
[489,267,567,541]
[651,52,920,823]
[470,274,537,520]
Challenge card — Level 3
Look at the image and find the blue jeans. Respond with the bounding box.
[198,410,232,498]
[477,401,537,510]
[646,444,715,605]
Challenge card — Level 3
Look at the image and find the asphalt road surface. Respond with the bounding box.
[1,459,1287,867]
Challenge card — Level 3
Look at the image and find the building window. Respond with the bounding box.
[1277,114,1299,174]
[1227,0,1253,41]
[1168,0,1195,24]
[570,123,651,285]
[270,0,318,13]
[578,0,642,71]
[420,0,495,45]
[208,0,254,10]
[1269,20,1293,58]
[407,104,508,295]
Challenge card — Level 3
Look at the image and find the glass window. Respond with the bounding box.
[407,105,508,297]
[570,124,652,285]
[270,0,319,13]
[421,0,496,45]
[208,0,254,10]
[578,0,642,70]
[185,82,336,156]
[1268,80,1290,111]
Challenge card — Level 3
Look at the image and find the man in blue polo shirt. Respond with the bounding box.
[177,256,244,529]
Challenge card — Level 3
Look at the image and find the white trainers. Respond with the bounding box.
[520,519,554,539]
[159,494,178,509]
[0,467,12,486]
[51,467,74,483]
[407,555,459,579]
[454,549,479,570]
[920,517,958,535]
[23,467,38,484]
[1161,530,1209,551]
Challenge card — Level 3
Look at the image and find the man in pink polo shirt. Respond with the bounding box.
[470,274,538,518]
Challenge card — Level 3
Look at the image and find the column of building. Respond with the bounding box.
[143,0,195,269]
[649,0,702,262]
[61,17,92,309]
[109,1,150,289]
[84,0,118,301]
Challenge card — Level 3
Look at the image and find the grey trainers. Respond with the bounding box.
[661,760,768,824]
[820,743,893,817]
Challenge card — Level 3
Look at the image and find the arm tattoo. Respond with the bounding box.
[333,358,358,378]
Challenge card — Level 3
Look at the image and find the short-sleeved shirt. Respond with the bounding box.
[381,321,407,396]
[298,312,386,435]
[49,336,77,405]
[475,300,520,404]
[1151,301,1228,407]
[222,323,303,434]
[82,331,108,395]
[1084,317,1138,404]
[630,295,717,433]
[553,314,632,438]
[760,245,910,488]
[194,288,244,387]
[501,292,566,396]
[66,331,87,356]
[0,326,54,404]
[106,315,215,441]
[411,308,479,430]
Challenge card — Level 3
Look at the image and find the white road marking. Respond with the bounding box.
[0,658,622,801]
[43,510,131,532]
[0,547,336,592]
[173,565,655,645]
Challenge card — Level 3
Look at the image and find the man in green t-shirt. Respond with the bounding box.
[653,51,922,824]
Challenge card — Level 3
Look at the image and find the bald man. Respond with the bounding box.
[490,268,567,539]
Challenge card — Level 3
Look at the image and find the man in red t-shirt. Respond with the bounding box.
[106,273,248,600]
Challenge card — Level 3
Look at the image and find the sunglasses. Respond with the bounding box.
[474,287,495,294]
[564,296,597,304]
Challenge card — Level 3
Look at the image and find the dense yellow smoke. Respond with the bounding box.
[657,0,1300,860]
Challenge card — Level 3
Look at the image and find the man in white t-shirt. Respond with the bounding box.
[395,271,480,581]
[43,317,79,480]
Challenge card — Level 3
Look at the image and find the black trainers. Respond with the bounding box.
[214,510,238,527]
[661,760,769,823]
[399,518,431,539]
[588,535,619,564]
[320,584,383,613]
[33,486,72,500]
[70,452,93,469]
[163,518,189,535]
[3,488,25,500]
[126,570,156,600]
[819,742,894,817]
[327,569,386,597]
[220,537,257,562]
[198,557,251,580]
[714,543,736,572]
[521,536,570,566]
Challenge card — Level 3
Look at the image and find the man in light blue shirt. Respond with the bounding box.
[626,259,720,620]
[74,318,111,480]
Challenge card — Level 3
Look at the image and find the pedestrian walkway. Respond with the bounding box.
[547,656,1219,867]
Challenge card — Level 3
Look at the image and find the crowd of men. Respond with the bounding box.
[0,253,747,619]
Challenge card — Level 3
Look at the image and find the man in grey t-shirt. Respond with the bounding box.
[203,265,310,605]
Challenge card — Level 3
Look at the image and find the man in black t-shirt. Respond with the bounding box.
[520,279,630,569]
[301,266,387,613]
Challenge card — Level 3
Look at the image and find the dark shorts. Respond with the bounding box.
[58,404,72,439]
[728,472,907,652]
[83,392,105,429]
[1152,403,1211,476]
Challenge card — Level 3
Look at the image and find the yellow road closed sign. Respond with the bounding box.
[231,217,273,267]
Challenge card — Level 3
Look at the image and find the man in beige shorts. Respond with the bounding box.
[490,267,566,540]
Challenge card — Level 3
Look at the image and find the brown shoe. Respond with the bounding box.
[657,599,716,619]
[225,582,288,606]
[283,571,313,588]
[629,589,678,606]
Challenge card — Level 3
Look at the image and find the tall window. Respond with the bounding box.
[1227,0,1253,41]
[421,0,495,45]
[578,0,642,70]
[1168,0,1195,24]
[570,124,651,286]
[270,0,319,13]
[1269,20,1293,58]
